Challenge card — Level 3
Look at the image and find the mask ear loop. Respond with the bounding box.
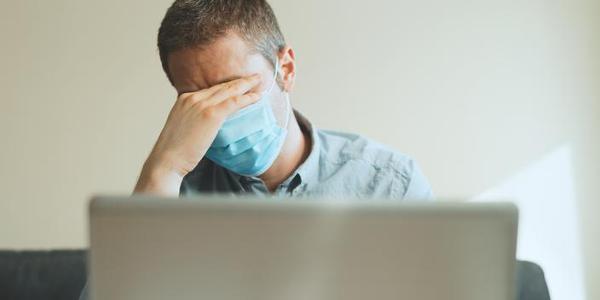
[263,57,279,95]
[276,58,292,130]
[266,57,292,130]
[282,92,291,130]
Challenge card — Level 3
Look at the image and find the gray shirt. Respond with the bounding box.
[180,110,433,200]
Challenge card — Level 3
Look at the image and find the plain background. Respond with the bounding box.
[0,0,598,299]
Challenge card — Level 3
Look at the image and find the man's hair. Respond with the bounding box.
[158,0,286,82]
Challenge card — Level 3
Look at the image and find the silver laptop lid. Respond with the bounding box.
[89,195,518,300]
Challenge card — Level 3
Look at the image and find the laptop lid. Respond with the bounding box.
[89,195,518,300]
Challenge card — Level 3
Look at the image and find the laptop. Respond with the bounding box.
[88,195,518,300]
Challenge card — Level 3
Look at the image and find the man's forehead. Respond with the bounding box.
[168,44,269,93]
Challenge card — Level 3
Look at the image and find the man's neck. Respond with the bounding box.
[259,112,311,192]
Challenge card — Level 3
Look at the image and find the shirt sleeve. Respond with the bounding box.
[401,159,434,201]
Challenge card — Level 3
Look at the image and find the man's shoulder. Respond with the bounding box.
[314,128,433,200]
[316,128,413,173]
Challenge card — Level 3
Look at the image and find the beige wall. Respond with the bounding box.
[0,0,597,299]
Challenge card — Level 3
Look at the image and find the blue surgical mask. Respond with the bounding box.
[205,59,291,176]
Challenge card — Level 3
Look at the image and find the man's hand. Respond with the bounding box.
[134,74,262,195]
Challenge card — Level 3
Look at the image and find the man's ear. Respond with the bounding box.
[278,46,296,92]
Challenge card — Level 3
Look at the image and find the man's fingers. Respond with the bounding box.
[206,74,262,105]
[213,92,261,117]
[207,73,261,94]
[179,74,262,108]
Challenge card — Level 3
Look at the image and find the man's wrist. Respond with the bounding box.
[133,157,185,196]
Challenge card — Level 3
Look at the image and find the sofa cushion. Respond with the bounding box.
[0,250,87,300]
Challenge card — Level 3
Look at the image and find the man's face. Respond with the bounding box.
[167,32,289,126]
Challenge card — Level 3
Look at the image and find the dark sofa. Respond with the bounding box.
[0,250,550,300]
[0,250,86,300]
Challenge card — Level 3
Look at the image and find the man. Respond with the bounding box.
[134,0,434,199]
[80,1,433,297]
